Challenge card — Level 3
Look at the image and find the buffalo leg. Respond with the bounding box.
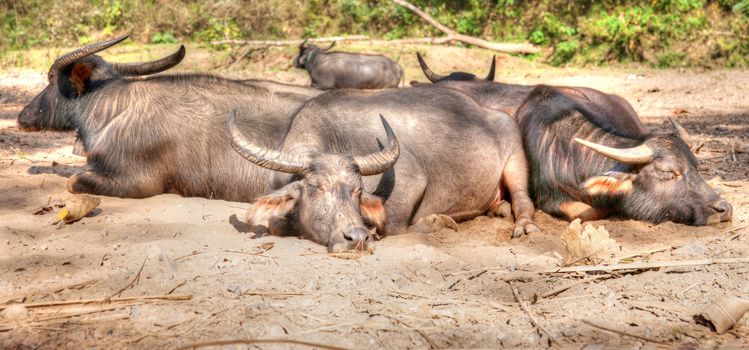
[503,149,540,238]
[409,214,458,233]
[558,201,610,221]
[67,171,161,198]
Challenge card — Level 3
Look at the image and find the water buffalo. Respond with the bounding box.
[414,55,732,225]
[518,85,732,225]
[17,35,322,201]
[416,52,496,83]
[293,39,403,89]
[413,54,642,135]
[229,86,539,251]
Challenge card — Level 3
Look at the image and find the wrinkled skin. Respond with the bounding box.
[294,42,403,89]
[413,56,730,226]
[240,87,539,252]
[517,85,732,225]
[17,38,322,202]
[236,152,390,252]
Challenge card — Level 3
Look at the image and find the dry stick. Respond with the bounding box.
[106,259,146,300]
[241,291,306,297]
[0,306,135,332]
[390,0,540,54]
[614,246,673,261]
[1,279,97,305]
[174,339,349,350]
[225,45,252,70]
[211,35,370,46]
[0,294,191,311]
[370,313,439,349]
[581,319,666,344]
[541,257,749,274]
[539,275,608,299]
[509,283,557,342]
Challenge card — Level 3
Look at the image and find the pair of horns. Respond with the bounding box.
[299,39,336,51]
[50,35,185,77]
[228,111,399,176]
[416,52,496,82]
[574,118,694,164]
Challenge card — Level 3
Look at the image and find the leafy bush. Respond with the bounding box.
[1,0,748,67]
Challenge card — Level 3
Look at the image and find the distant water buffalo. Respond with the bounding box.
[414,55,732,225]
[229,86,539,252]
[293,39,403,89]
[416,52,495,83]
[17,36,322,201]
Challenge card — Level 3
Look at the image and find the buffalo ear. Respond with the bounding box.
[246,182,302,235]
[58,62,95,98]
[581,172,634,199]
[361,192,387,236]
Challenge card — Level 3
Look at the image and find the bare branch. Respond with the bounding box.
[390,0,541,54]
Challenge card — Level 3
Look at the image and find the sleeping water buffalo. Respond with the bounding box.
[293,39,403,89]
[229,86,539,252]
[518,86,732,225]
[414,55,732,225]
[17,35,321,201]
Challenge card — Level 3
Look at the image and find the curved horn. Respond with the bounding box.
[299,38,308,49]
[574,138,654,165]
[416,52,445,83]
[668,117,693,147]
[113,45,185,76]
[50,35,129,73]
[485,55,496,81]
[227,110,307,174]
[354,115,400,176]
[323,40,336,51]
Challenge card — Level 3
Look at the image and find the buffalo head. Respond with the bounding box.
[228,111,398,252]
[415,52,495,83]
[17,35,185,131]
[293,39,336,69]
[574,118,732,225]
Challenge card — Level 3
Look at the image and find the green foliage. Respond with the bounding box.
[550,40,579,65]
[1,0,748,68]
[151,32,177,44]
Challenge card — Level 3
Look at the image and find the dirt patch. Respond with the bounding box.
[0,48,747,349]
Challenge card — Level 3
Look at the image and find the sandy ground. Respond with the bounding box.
[0,46,748,349]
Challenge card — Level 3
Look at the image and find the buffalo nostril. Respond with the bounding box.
[711,199,731,213]
[343,227,369,243]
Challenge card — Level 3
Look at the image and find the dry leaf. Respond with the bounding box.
[695,296,749,333]
[560,219,620,264]
[55,194,101,224]
[252,242,275,254]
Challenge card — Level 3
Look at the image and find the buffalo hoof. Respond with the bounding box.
[488,200,512,218]
[512,219,540,238]
[409,214,459,233]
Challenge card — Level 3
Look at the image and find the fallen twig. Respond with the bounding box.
[1,279,97,305]
[241,291,306,297]
[539,275,608,299]
[388,289,430,299]
[106,258,146,300]
[0,294,191,311]
[614,246,673,261]
[369,313,438,348]
[581,319,666,344]
[542,257,749,274]
[174,338,349,350]
[391,0,540,54]
[510,283,557,342]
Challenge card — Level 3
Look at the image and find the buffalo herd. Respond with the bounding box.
[17,36,733,252]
